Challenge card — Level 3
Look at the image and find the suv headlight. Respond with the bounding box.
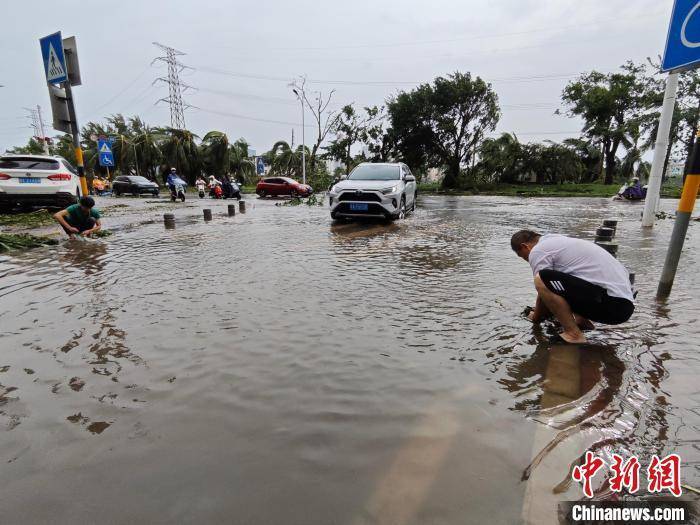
[381,185,399,195]
[331,185,343,194]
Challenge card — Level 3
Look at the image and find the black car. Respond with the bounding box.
[112,175,160,197]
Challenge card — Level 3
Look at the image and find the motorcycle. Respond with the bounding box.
[209,184,223,199]
[169,177,187,202]
[223,180,242,200]
[614,183,647,201]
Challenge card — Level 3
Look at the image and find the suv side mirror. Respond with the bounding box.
[404,174,416,182]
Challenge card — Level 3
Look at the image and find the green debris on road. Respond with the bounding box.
[0,233,59,253]
[0,210,55,228]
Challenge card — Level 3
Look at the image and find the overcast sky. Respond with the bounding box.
[0,0,673,155]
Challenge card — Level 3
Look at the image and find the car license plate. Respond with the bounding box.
[19,177,40,184]
[349,203,368,211]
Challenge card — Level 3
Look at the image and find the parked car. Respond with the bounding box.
[328,162,417,221]
[256,177,313,198]
[0,154,82,211]
[112,175,160,197]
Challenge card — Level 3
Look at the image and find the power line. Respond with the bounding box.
[194,65,585,87]
[193,107,314,128]
[85,65,152,118]
[228,10,666,53]
[152,42,194,129]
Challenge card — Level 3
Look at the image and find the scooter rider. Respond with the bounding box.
[166,168,180,197]
[195,176,207,198]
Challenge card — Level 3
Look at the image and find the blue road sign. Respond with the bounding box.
[256,157,265,175]
[39,32,68,84]
[663,0,700,72]
[97,139,114,167]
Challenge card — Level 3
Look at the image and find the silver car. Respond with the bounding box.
[328,163,417,221]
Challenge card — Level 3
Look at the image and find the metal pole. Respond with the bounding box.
[657,130,700,299]
[301,97,306,185]
[36,105,50,155]
[63,81,88,196]
[643,72,679,227]
[133,143,140,177]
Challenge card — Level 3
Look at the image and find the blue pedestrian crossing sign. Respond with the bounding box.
[39,32,68,84]
[98,139,114,167]
[256,157,265,175]
[663,0,700,72]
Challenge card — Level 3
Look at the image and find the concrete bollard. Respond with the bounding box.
[239,200,246,213]
[203,209,213,221]
[228,204,236,216]
[163,213,175,229]
[603,219,618,232]
[596,227,615,238]
[629,272,635,285]
[595,241,618,257]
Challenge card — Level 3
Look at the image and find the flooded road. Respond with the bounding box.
[1,195,699,524]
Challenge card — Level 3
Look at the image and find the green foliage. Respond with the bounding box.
[229,139,255,184]
[562,62,651,184]
[0,209,55,228]
[387,71,500,189]
[7,138,46,155]
[201,131,230,176]
[0,233,58,252]
[265,140,309,179]
[156,127,201,184]
[326,104,383,173]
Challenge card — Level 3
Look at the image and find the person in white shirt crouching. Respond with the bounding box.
[511,230,635,344]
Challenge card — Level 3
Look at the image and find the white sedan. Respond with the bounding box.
[0,154,83,211]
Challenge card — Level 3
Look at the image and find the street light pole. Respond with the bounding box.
[292,88,306,185]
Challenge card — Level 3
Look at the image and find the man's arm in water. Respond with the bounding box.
[83,218,102,237]
[53,209,79,234]
[528,295,549,323]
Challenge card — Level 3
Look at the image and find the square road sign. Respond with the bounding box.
[40,32,68,84]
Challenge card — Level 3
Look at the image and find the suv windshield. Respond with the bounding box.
[0,157,60,170]
[347,164,400,181]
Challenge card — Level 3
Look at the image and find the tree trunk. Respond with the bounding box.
[441,159,461,189]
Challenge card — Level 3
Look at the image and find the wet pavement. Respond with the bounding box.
[0,195,699,524]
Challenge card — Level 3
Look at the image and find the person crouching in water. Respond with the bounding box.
[511,230,634,343]
[54,196,102,238]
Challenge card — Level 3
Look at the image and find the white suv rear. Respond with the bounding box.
[0,155,82,211]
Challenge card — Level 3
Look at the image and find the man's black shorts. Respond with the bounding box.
[538,269,634,325]
[62,216,96,234]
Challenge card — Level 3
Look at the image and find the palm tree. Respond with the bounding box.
[201,131,230,176]
[266,140,309,179]
[131,122,163,180]
[156,127,201,184]
[229,139,255,183]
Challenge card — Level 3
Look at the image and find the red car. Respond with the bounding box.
[256,177,313,198]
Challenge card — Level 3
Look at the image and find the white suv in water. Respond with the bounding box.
[0,155,82,211]
[329,162,417,220]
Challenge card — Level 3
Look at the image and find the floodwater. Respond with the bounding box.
[1,195,699,524]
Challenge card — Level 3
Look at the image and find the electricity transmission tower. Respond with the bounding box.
[24,107,40,137]
[152,42,195,129]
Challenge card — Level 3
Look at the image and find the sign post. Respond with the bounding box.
[97,138,114,180]
[655,0,700,297]
[642,73,679,227]
[643,0,700,227]
[39,32,88,196]
[657,130,700,299]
